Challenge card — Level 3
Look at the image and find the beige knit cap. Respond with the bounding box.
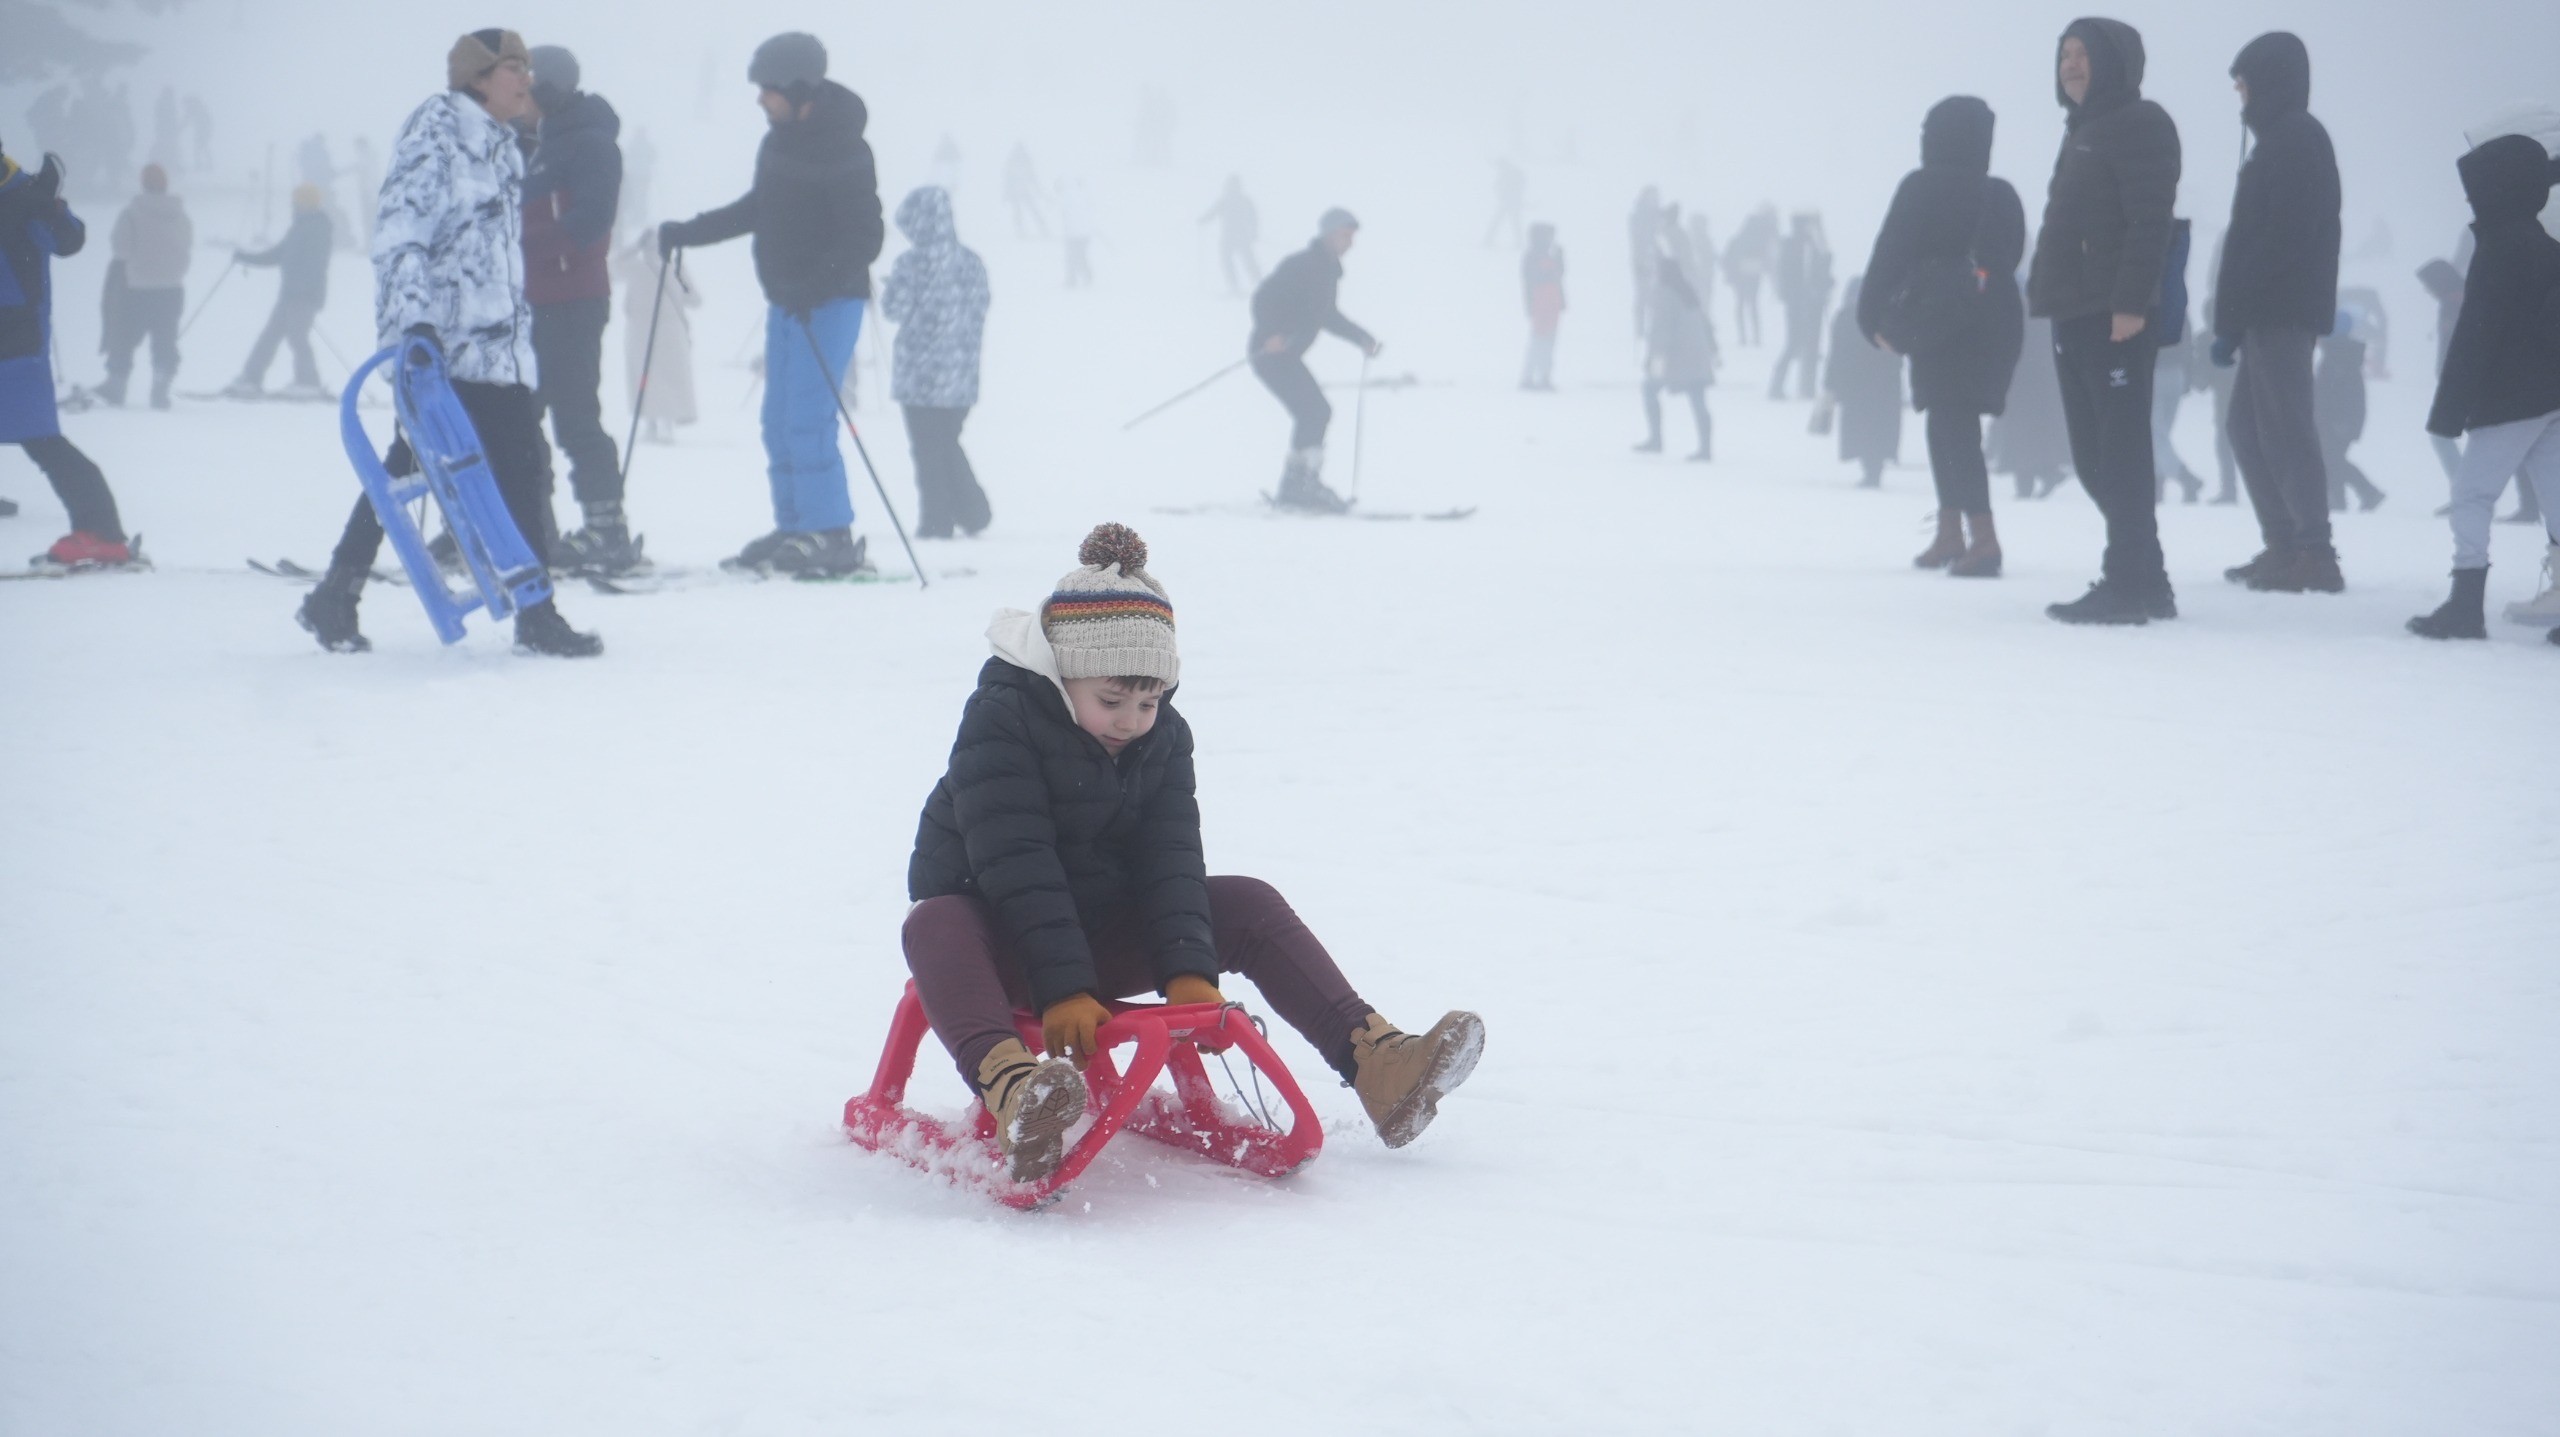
[447,29,530,91]
[1041,524,1178,686]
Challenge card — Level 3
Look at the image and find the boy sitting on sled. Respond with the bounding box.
[903,523,1484,1182]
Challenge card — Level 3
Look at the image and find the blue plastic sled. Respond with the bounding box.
[338,338,551,644]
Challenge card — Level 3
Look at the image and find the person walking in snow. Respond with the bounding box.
[521,46,633,576]
[2313,318,2382,513]
[1724,207,1775,347]
[900,521,1486,1183]
[2410,135,2560,643]
[1058,177,1094,289]
[1248,207,1380,513]
[2029,17,2182,626]
[1767,212,1834,400]
[1199,174,1259,295]
[1484,157,1525,249]
[225,184,332,399]
[659,32,884,577]
[98,162,191,409]
[614,231,697,443]
[1,140,137,571]
[294,28,600,658]
[1859,95,2027,578]
[1627,185,1662,339]
[1826,277,1904,488]
[1520,221,1564,391]
[1003,143,1047,239]
[2212,32,2346,597]
[879,186,992,539]
[1634,257,1715,460]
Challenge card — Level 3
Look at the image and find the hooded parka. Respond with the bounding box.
[1858,96,2028,414]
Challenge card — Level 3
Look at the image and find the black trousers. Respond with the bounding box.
[1251,352,1330,451]
[103,285,181,395]
[1769,301,1822,398]
[532,298,621,508]
[1925,406,1992,515]
[2228,327,2329,552]
[240,294,320,389]
[13,435,125,541]
[2052,314,2164,584]
[1641,381,1710,454]
[328,379,556,583]
[903,404,990,538]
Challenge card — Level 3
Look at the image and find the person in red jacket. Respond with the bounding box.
[522,46,632,574]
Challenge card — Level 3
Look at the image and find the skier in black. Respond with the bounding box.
[1248,207,1379,513]
[2029,17,2182,626]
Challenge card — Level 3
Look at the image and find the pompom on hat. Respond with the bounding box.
[1042,524,1177,686]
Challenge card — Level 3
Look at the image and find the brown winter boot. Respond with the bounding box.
[1948,511,2003,578]
[975,1038,1088,1183]
[1350,1011,1486,1148]
[1913,511,1965,570]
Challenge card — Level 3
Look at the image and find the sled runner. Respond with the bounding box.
[337,338,551,643]
[844,981,1324,1210]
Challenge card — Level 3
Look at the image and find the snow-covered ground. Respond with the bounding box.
[6,166,2559,1435]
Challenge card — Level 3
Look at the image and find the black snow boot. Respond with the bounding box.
[296,577,371,653]
[2047,576,2177,627]
[2251,544,2345,594]
[2406,568,2489,641]
[769,528,875,578]
[513,599,604,657]
[2224,548,2287,586]
[721,529,792,573]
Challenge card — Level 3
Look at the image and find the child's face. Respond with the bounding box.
[1063,677,1161,755]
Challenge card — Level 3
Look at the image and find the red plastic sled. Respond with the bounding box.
[843,981,1325,1209]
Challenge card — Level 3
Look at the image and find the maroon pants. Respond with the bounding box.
[903,876,1371,1087]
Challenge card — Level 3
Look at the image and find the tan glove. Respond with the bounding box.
[1041,994,1112,1070]
[1164,975,1223,1007]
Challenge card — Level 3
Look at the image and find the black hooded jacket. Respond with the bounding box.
[1249,240,1374,358]
[908,659,1217,1013]
[2428,135,2560,438]
[1858,96,2028,414]
[2212,33,2341,339]
[664,80,883,311]
[2027,18,2182,324]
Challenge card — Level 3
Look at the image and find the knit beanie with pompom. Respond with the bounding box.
[1042,523,1177,685]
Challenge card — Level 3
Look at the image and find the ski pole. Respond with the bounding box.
[617,248,679,490]
[1121,355,1249,431]
[1350,351,1371,502]
[796,313,927,589]
[177,257,238,342]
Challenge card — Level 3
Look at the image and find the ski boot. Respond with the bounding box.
[219,378,263,400]
[771,528,874,579]
[721,529,793,573]
[512,599,604,658]
[295,576,371,653]
[31,531,145,575]
[1350,1011,1486,1149]
[1272,446,1352,515]
[552,523,648,577]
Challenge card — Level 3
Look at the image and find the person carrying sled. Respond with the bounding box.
[293,28,600,658]
[901,522,1486,1183]
[225,184,332,399]
[522,45,634,575]
[1,140,136,571]
[1248,207,1380,514]
[99,162,191,409]
[658,32,884,577]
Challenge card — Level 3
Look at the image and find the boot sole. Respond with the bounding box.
[1002,1065,1090,1183]
[1375,1012,1486,1150]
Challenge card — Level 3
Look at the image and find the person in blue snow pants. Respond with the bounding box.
[659,32,885,577]
[762,296,862,533]
[0,146,131,566]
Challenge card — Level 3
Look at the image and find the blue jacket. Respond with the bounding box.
[1,157,86,443]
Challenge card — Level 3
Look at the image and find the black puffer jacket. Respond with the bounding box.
[1859,96,2027,414]
[1249,240,1374,358]
[2028,18,2182,323]
[665,81,883,312]
[2213,33,2340,339]
[2429,135,2560,438]
[908,658,1216,1013]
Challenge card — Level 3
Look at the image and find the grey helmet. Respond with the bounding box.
[749,32,828,93]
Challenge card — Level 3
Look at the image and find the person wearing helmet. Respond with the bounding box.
[659,32,885,577]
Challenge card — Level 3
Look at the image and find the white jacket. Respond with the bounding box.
[370,93,536,387]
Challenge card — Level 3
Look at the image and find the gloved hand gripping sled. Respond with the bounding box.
[337,336,551,643]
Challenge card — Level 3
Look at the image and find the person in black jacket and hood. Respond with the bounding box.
[522,46,634,576]
[1861,95,2027,578]
[2410,134,2560,642]
[2212,32,2345,596]
[660,33,885,577]
[2028,17,2182,625]
[1248,207,1380,513]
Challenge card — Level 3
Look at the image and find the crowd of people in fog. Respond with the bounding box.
[7,16,2560,650]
